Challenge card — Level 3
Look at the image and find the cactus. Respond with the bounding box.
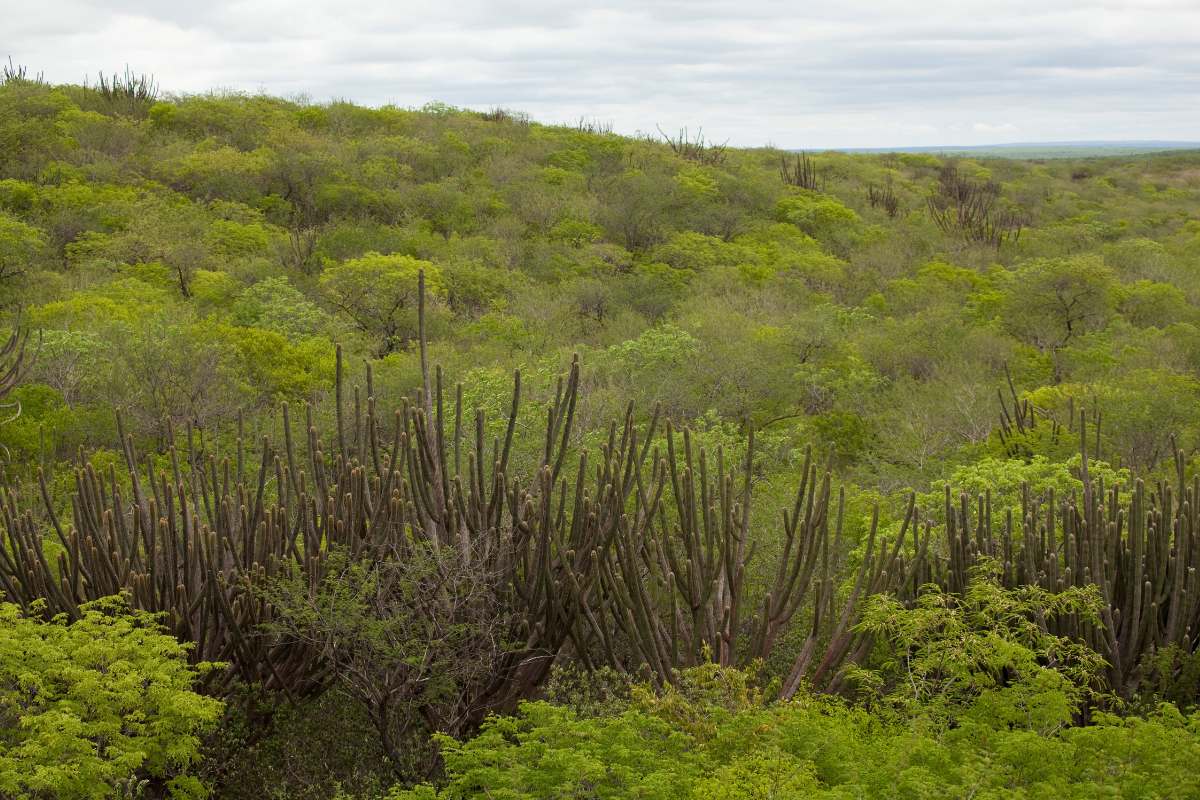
[658,126,729,166]
[931,413,1200,698]
[781,152,824,191]
[0,315,33,438]
[0,274,909,724]
[927,164,1025,248]
[0,316,31,400]
[6,274,1195,709]
[94,66,158,104]
[2,58,44,86]
[866,178,900,217]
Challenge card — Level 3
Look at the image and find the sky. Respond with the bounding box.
[4,0,1199,148]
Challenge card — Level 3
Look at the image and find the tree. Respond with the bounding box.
[1001,256,1116,382]
[261,127,336,272]
[26,328,100,408]
[855,562,1106,719]
[0,597,222,799]
[0,211,44,283]
[232,276,331,341]
[1118,279,1191,328]
[776,192,861,254]
[263,546,515,779]
[320,252,443,355]
[107,196,213,297]
[410,179,482,240]
[102,315,249,444]
[440,259,519,316]
[597,170,675,251]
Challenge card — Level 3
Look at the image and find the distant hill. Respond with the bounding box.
[827,141,1200,159]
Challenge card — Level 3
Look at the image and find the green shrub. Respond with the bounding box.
[0,597,222,799]
[389,670,1200,800]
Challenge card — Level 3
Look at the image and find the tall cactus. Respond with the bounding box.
[931,414,1200,697]
[7,282,1196,711]
[0,275,907,724]
[0,316,32,408]
[0,348,593,707]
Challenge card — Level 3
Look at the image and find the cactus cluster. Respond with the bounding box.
[930,417,1200,697]
[0,277,907,721]
[780,152,825,191]
[0,317,32,432]
[927,164,1026,248]
[4,279,1198,715]
[1,325,28,396]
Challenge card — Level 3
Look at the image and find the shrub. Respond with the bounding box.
[389,666,1200,800]
[0,597,222,799]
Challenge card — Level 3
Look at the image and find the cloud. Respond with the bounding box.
[972,122,1020,135]
[3,0,1199,147]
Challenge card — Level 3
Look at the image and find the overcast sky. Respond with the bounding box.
[5,0,1199,148]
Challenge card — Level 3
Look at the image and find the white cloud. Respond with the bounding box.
[2,0,1198,147]
[972,122,1020,135]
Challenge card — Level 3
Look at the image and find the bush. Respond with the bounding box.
[0,597,222,799]
[389,666,1200,800]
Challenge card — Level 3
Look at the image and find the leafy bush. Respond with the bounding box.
[390,573,1188,799]
[0,597,222,799]
[853,562,1107,719]
[390,675,1200,800]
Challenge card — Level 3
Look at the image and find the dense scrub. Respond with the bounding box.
[396,680,1200,799]
[0,598,221,798]
[3,70,1200,797]
[2,73,1200,488]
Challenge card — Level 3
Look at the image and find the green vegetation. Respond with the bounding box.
[3,69,1200,797]
[0,598,221,799]
[395,670,1200,799]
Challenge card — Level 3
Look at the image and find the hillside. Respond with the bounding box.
[4,73,1200,798]
[3,79,1199,491]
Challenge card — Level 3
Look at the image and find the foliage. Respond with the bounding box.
[320,253,443,355]
[0,597,222,799]
[389,665,1200,800]
[1,78,1199,487]
[853,563,1107,718]
[5,76,1200,798]
[261,546,514,777]
[0,211,45,281]
[200,687,394,800]
[1001,256,1117,378]
[921,453,1130,521]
